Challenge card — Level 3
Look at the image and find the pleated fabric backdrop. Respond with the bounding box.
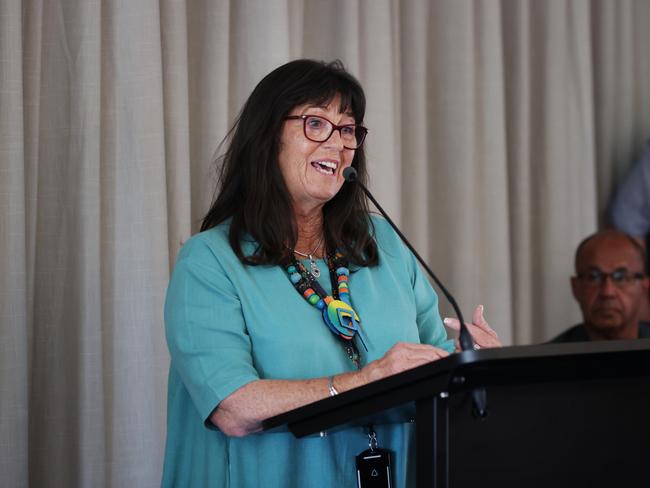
[2,0,650,486]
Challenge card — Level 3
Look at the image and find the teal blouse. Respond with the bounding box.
[162,217,454,487]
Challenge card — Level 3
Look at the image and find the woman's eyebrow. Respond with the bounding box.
[300,105,356,120]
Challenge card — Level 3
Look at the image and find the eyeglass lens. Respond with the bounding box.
[579,268,643,286]
[303,116,365,149]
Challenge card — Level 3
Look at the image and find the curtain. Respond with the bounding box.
[2,1,650,486]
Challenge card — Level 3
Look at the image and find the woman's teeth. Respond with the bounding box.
[311,160,337,175]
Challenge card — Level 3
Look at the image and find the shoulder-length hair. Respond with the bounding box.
[200,59,378,267]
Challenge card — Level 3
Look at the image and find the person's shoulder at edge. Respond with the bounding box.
[618,138,650,188]
[609,138,650,235]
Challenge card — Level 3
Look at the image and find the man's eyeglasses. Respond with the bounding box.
[284,115,368,150]
[575,268,646,288]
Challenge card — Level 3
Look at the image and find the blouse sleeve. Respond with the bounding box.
[407,249,456,353]
[164,235,259,424]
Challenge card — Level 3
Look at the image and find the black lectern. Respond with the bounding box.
[263,340,650,487]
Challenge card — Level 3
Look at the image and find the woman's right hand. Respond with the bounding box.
[360,342,450,384]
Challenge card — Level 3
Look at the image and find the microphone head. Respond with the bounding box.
[343,166,358,182]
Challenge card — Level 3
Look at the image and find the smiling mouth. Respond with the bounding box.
[311,160,338,175]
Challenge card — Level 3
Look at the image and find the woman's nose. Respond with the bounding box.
[324,128,345,149]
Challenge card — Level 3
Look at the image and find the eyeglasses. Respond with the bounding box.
[575,268,646,288]
[284,115,368,150]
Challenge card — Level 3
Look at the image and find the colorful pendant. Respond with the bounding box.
[323,299,360,339]
[286,254,366,353]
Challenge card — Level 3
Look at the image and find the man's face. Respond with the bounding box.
[571,235,649,339]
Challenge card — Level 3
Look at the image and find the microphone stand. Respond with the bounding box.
[343,167,487,417]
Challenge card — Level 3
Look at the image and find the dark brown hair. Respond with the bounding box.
[200,59,378,267]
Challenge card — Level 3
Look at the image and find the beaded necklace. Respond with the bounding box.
[286,252,366,368]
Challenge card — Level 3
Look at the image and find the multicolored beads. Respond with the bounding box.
[286,254,361,341]
[336,267,350,303]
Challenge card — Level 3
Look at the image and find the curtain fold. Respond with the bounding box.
[501,0,598,343]
[3,1,650,486]
[160,0,192,268]
[422,0,514,340]
[0,2,29,486]
[98,1,169,486]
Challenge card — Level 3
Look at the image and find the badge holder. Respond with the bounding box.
[356,428,393,488]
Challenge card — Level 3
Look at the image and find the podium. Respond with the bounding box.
[263,339,650,487]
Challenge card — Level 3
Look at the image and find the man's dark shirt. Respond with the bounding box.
[549,321,650,343]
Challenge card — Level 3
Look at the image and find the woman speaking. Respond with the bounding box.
[162,59,499,487]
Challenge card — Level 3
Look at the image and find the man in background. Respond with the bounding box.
[551,230,650,342]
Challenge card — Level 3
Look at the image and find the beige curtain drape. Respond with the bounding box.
[2,1,650,486]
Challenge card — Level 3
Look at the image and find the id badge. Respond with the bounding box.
[356,447,392,488]
[356,426,393,488]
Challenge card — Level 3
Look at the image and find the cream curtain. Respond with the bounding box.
[2,1,650,486]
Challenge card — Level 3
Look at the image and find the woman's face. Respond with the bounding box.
[278,95,357,212]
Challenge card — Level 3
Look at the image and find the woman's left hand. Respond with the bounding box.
[443,304,501,351]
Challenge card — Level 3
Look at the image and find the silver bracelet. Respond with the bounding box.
[327,375,339,397]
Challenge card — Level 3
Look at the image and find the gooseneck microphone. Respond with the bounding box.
[343,166,474,350]
[343,166,487,416]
